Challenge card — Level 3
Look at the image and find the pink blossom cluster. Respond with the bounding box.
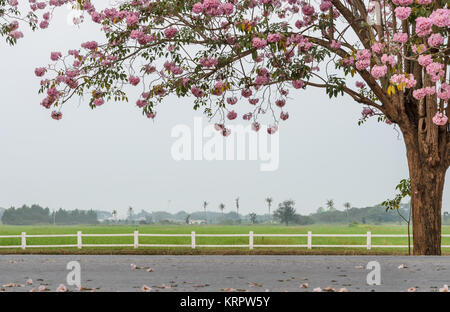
[355,49,371,71]
[4,0,75,41]
[390,74,417,89]
[371,42,384,54]
[391,0,413,5]
[394,7,411,20]
[412,87,435,100]
[393,33,408,44]
[427,34,444,48]
[191,87,205,98]
[362,107,374,118]
[192,0,235,16]
[371,65,387,80]
[252,37,267,50]
[425,62,445,83]
[330,40,341,50]
[163,61,183,75]
[254,68,271,86]
[437,83,450,102]
[381,54,396,67]
[432,113,448,126]
[200,57,218,67]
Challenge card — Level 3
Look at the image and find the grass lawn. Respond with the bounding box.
[1,224,450,255]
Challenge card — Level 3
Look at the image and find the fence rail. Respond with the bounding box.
[0,231,450,250]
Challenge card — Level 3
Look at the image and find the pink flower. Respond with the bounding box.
[146,112,157,119]
[412,88,427,100]
[292,80,304,89]
[220,3,234,15]
[227,97,237,105]
[280,112,289,120]
[412,87,434,100]
[267,33,283,43]
[355,81,366,88]
[251,122,260,132]
[94,98,104,106]
[275,99,286,108]
[252,37,267,49]
[164,27,178,38]
[242,113,252,120]
[393,33,408,44]
[371,42,383,54]
[320,1,333,12]
[432,112,448,126]
[192,2,203,14]
[362,108,374,118]
[51,111,62,120]
[241,89,252,98]
[267,124,278,135]
[302,5,315,16]
[81,41,98,50]
[129,76,140,86]
[437,83,450,101]
[415,17,432,37]
[249,98,259,105]
[50,52,62,61]
[412,44,427,54]
[430,9,450,28]
[427,34,444,48]
[191,87,204,98]
[394,7,411,20]
[34,67,46,77]
[227,110,237,120]
[331,40,341,50]
[9,30,23,39]
[418,54,432,67]
[381,54,397,67]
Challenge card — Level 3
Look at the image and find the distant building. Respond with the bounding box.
[189,219,206,225]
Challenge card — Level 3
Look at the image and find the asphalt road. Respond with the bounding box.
[0,255,449,292]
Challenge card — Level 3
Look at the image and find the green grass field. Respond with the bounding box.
[1,224,450,255]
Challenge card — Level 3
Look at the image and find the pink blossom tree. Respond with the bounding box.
[30,0,450,254]
[0,0,75,45]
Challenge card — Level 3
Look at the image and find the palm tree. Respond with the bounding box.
[343,202,351,223]
[235,197,240,216]
[128,206,134,224]
[325,199,335,211]
[112,210,117,223]
[265,197,273,222]
[203,201,208,223]
[219,203,225,219]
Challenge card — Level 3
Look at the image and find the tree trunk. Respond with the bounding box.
[404,131,447,255]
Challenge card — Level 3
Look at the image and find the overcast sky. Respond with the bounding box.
[0,6,448,218]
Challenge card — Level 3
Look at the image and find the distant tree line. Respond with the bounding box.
[1,205,98,225]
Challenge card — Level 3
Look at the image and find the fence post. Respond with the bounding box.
[134,230,139,249]
[21,232,26,250]
[249,231,254,250]
[77,231,82,249]
[191,231,196,249]
[367,231,372,250]
[307,231,312,249]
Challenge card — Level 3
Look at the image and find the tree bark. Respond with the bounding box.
[403,128,447,255]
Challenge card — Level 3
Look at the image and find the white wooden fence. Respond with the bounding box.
[0,231,450,250]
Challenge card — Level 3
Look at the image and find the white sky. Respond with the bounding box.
[0,5,448,218]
